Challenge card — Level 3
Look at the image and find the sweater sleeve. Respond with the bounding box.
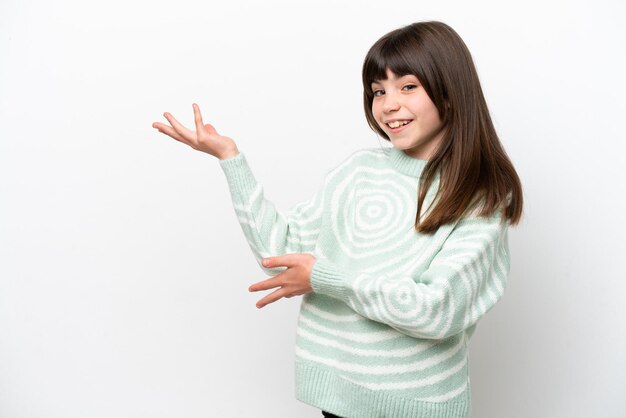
[309,211,511,340]
[218,152,326,276]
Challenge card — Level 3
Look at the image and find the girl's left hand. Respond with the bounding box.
[248,253,316,309]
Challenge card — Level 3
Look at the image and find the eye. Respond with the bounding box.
[372,89,384,97]
[403,84,417,91]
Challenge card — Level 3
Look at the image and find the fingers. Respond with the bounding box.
[204,123,218,136]
[262,254,296,268]
[249,277,281,292]
[254,287,289,309]
[163,111,197,142]
[153,105,219,151]
[249,277,286,309]
[192,103,206,136]
[152,122,191,146]
[249,268,309,308]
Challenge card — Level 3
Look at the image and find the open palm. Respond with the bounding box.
[152,103,239,160]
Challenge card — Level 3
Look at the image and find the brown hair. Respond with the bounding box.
[362,21,523,233]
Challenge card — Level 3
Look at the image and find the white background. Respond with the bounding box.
[1,0,625,417]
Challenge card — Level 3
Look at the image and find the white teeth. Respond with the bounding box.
[387,120,410,128]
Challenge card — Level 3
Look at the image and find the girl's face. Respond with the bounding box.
[371,68,445,160]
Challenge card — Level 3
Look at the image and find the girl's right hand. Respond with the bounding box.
[152,103,240,160]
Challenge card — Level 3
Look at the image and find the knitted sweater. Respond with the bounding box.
[218,146,511,418]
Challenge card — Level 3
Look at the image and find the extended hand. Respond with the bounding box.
[152,103,239,160]
[249,253,317,309]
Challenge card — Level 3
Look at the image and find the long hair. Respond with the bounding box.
[362,21,523,233]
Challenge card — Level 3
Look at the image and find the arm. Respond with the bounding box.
[219,152,326,276]
[152,104,324,277]
[309,212,511,339]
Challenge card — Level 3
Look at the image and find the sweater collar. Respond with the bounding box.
[388,146,429,178]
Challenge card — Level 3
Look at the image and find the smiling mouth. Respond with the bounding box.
[386,120,413,130]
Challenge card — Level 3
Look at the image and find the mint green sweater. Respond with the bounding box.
[219,146,511,418]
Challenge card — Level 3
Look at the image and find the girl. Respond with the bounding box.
[152,20,523,418]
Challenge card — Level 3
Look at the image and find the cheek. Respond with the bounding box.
[419,104,443,130]
[371,102,384,124]
[371,101,380,116]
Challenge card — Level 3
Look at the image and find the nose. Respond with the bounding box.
[382,92,400,113]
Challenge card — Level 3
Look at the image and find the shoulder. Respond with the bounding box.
[461,193,511,227]
[455,204,509,243]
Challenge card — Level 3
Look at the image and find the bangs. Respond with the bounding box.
[363,34,422,94]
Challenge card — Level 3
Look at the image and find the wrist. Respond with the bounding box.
[218,148,240,160]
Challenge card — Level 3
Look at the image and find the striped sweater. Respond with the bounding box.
[218,146,511,418]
